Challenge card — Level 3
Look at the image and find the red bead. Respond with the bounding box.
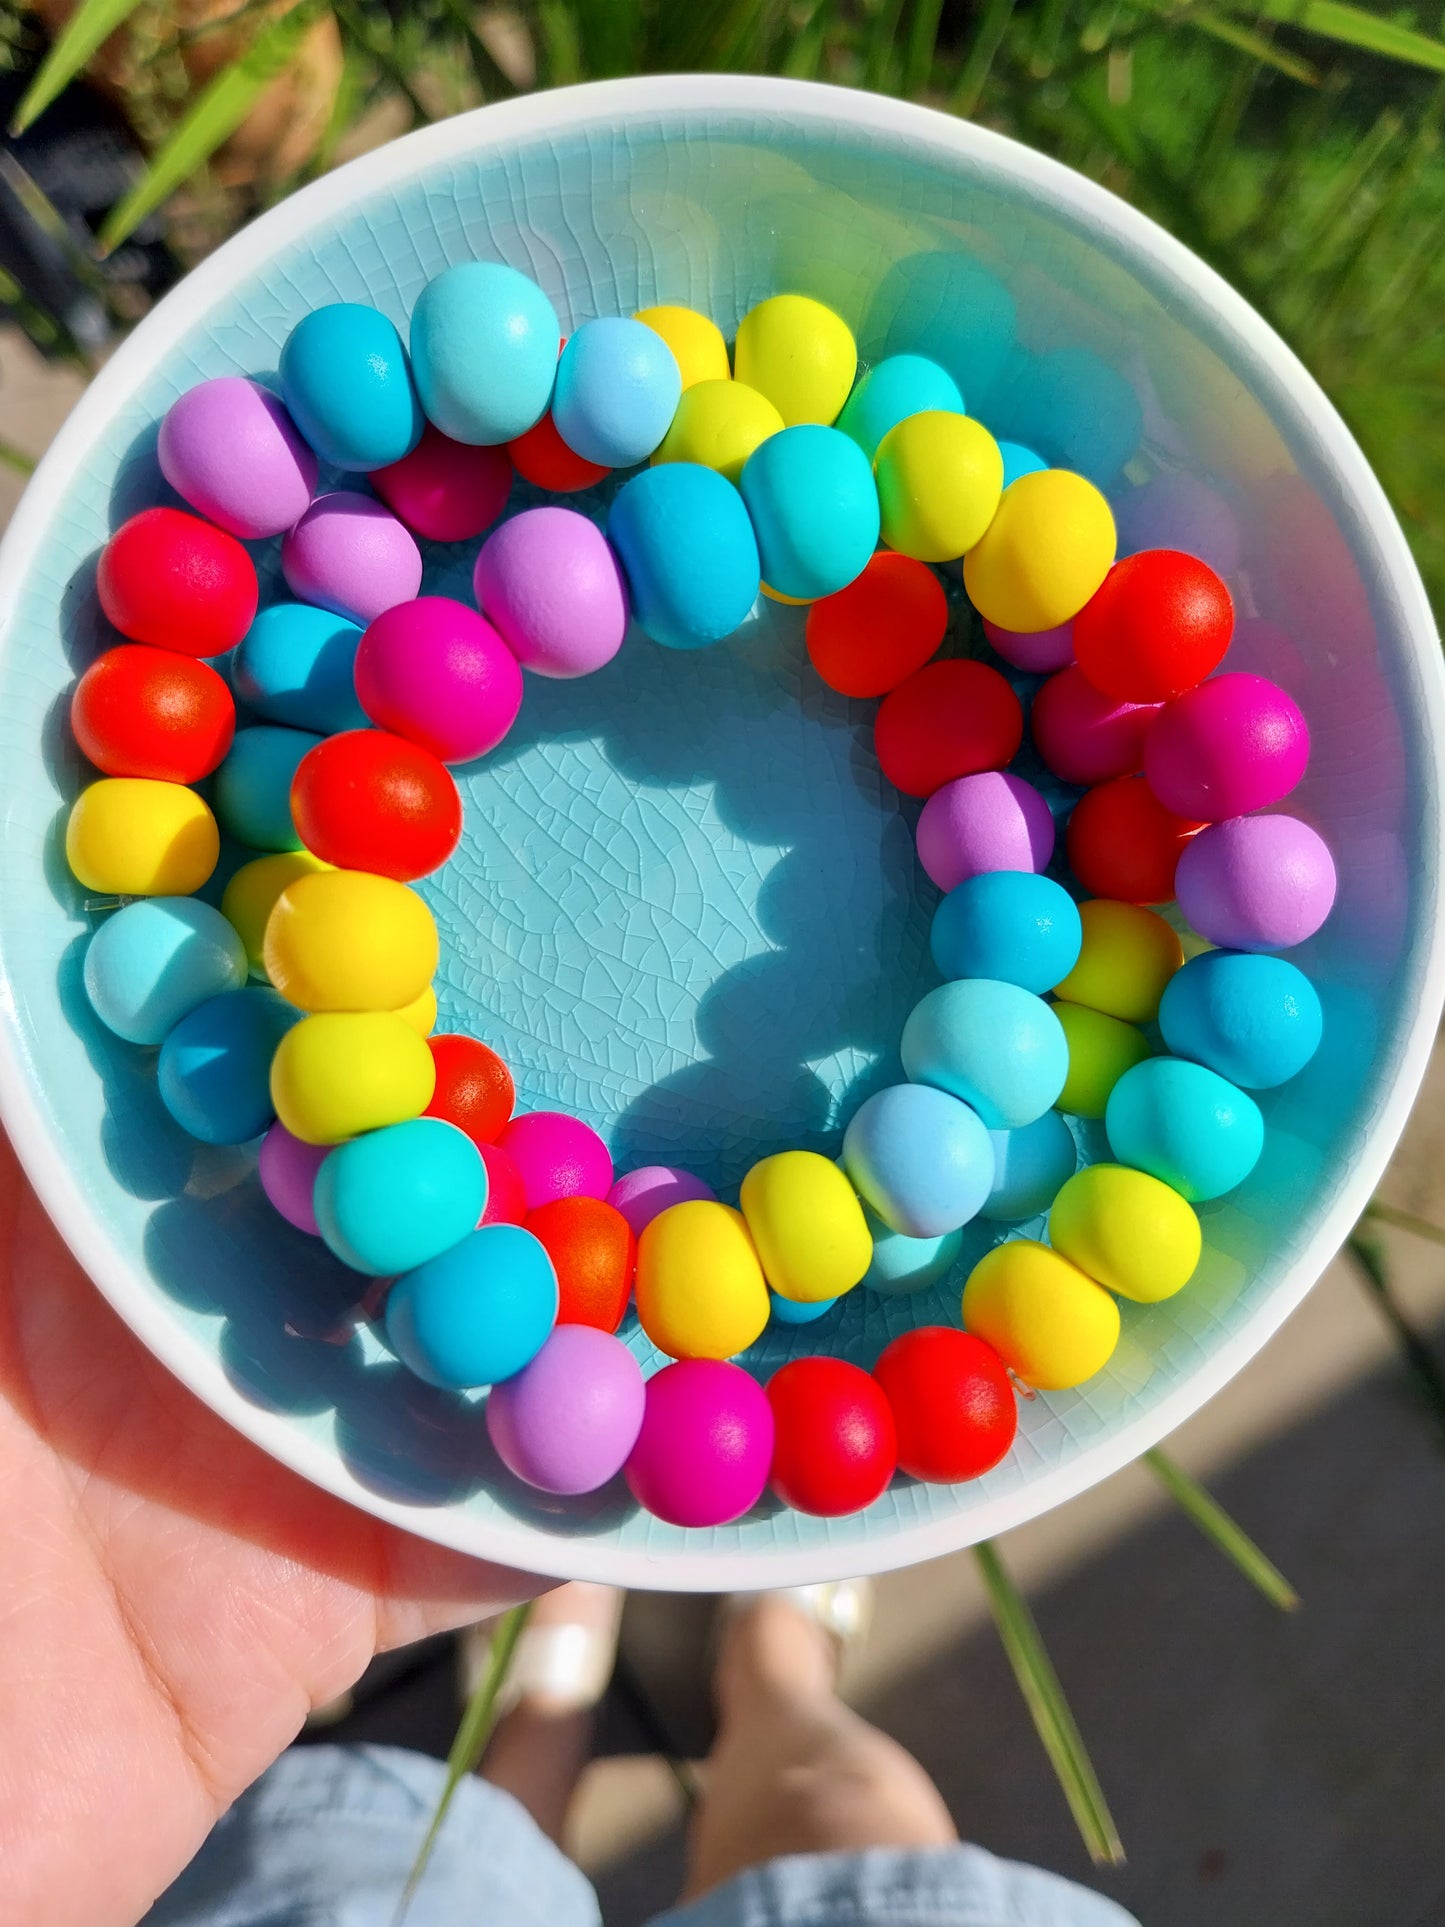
[874,659,1023,799]
[1030,665,1161,787]
[1073,549,1233,703]
[805,552,947,698]
[873,1327,1016,1483]
[96,506,258,657]
[479,1142,528,1225]
[290,729,462,880]
[1065,773,1204,904]
[71,644,235,782]
[508,411,610,493]
[371,423,513,542]
[526,1195,636,1334]
[424,1034,515,1144]
[767,1356,898,1516]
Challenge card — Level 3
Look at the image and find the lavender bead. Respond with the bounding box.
[158,378,317,540]
[281,491,423,626]
[607,1164,716,1236]
[473,506,629,678]
[982,618,1074,674]
[258,1120,327,1235]
[1176,814,1337,952]
[916,771,1056,892]
[486,1324,645,1495]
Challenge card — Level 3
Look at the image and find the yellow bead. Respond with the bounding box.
[652,379,784,484]
[263,869,438,1013]
[270,1010,436,1144]
[221,851,331,974]
[760,582,814,605]
[394,984,438,1037]
[1052,1002,1150,1119]
[635,1200,769,1359]
[874,412,1003,562]
[1048,1163,1201,1303]
[733,295,857,428]
[1054,900,1184,1024]
[634,304,730,389]
[66,779,218,897]
[738,1150,872,1303]
[962,1239,1120,1389]
[963,469,1116,632]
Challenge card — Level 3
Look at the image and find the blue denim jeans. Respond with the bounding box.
[147,1743,1139,1927]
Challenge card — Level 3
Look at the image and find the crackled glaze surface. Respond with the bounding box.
[0,79,1439,1585]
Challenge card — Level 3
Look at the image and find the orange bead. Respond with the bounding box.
[1066,774,1204,904]
[526,1194,636,1333]
[805,551,948,698]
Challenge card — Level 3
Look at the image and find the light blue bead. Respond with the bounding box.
[214,724,322,852]
[930,872,1082,994]
[607,463,760,650]
[868,251,1017,412]
[835,354,964,461]
[157,986,298,1144]
[1158,951,1323,1091]
[410,262,560,446]
[860,1204,962,1297]
[233,603,366,735]
[552,318,682,469]
[770,1289,837,1325]
[739,425,880,601]
[988,344,1142,490]
[314,1118,487,1277]
[998,442,1047,489]
[1105,1056,1264,1202]
[385,1224,559,1389]
[842,1082,994,1237]
[981,1112,1078,1223]
[278,303,423,472]
[901,979,1068,1130]
[84,897,247,1046]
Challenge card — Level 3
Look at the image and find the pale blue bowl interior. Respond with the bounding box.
[0,88,1436,1578]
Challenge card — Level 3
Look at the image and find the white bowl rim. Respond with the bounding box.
[2,74,1442,1589]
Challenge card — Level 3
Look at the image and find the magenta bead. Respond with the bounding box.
[486,1324,645,1495]
[916,771,1056,892]
[158,377,317,540]
[624,1359,774,1528]
[473,506,629,679]
[258,1121,327,1235]
[281,490,423,625]
[1031,665,1161,786]
[607,1165,716,1236]
[354,596,523,763]
[1176,813,1337,952]
[982,617,1074,674]
[1144,672,1310,821]
[371,423,512,542]
[497,1111,614,1212]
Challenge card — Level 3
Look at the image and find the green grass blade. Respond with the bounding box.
[1144,1448,1299,1611]
[1241,0,1445,71]
[903,0,946,91]
[974,1540,1124,1867]
[439,0,520,98]
[949,0,1019,113]
[96,0,327,256]
[395,1602,533,1923]
[1186,9,1320,83]
[0,437,36,478]
[10,0,145,136]
[1348,1228,1445,1447]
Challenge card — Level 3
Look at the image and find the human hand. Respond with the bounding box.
[0,1133,537,1927]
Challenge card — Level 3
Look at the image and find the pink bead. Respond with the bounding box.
[282,491,422,625]
[982,618,1074,674]
[487,1325,646,1495]
[473,506,628,679]
[1144,672,1310,821]
[916,771,1055,892]
[479,1142,528,1226]
[258,1121,327,1235]
[607,1165,716,1236]
[1176,813,1336,952]
[1031,665,1160,787]
[497,1112,614,1212]
[354,596,523,764]
[371,423,512,542]
[624,1359,774,1527]
[158,377,317,540]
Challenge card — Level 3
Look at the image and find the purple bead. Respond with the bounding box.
[916,771,1056,892]
[158,378,317,540]
[1176,813,1337,952]
[1145,673,1309,821]
[607,1164,716,1236]
[473,506,629,678]
[486,1324,645,1495]
[983,618,1074,674]
[281,491,423,625]
[1112,472,1241,581]
[258,1120,327,1235]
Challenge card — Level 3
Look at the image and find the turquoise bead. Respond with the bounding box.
[314,1118,486,1277]
[769,1289,837,1325]
[1105,1056,1264,1202]
[410,262,560,445]
[859,1205,962,1296]
[901,979,1068,1131]
[553,317,681,468]
[842,1082,994,1237]
[980,1112,1078,1223]
[835,354,963,460]
[278,303,423,472]
[157,986,298,1144]
[385,1224,559,1388]
[740,425,879,601]
[930,871,1082,993]
[1158,950,1323,1091]
[84,897,246,1046]
[214,724,322,853]
[233,603,366,736]
[607,463,760,650]
[999,442,1047,488]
